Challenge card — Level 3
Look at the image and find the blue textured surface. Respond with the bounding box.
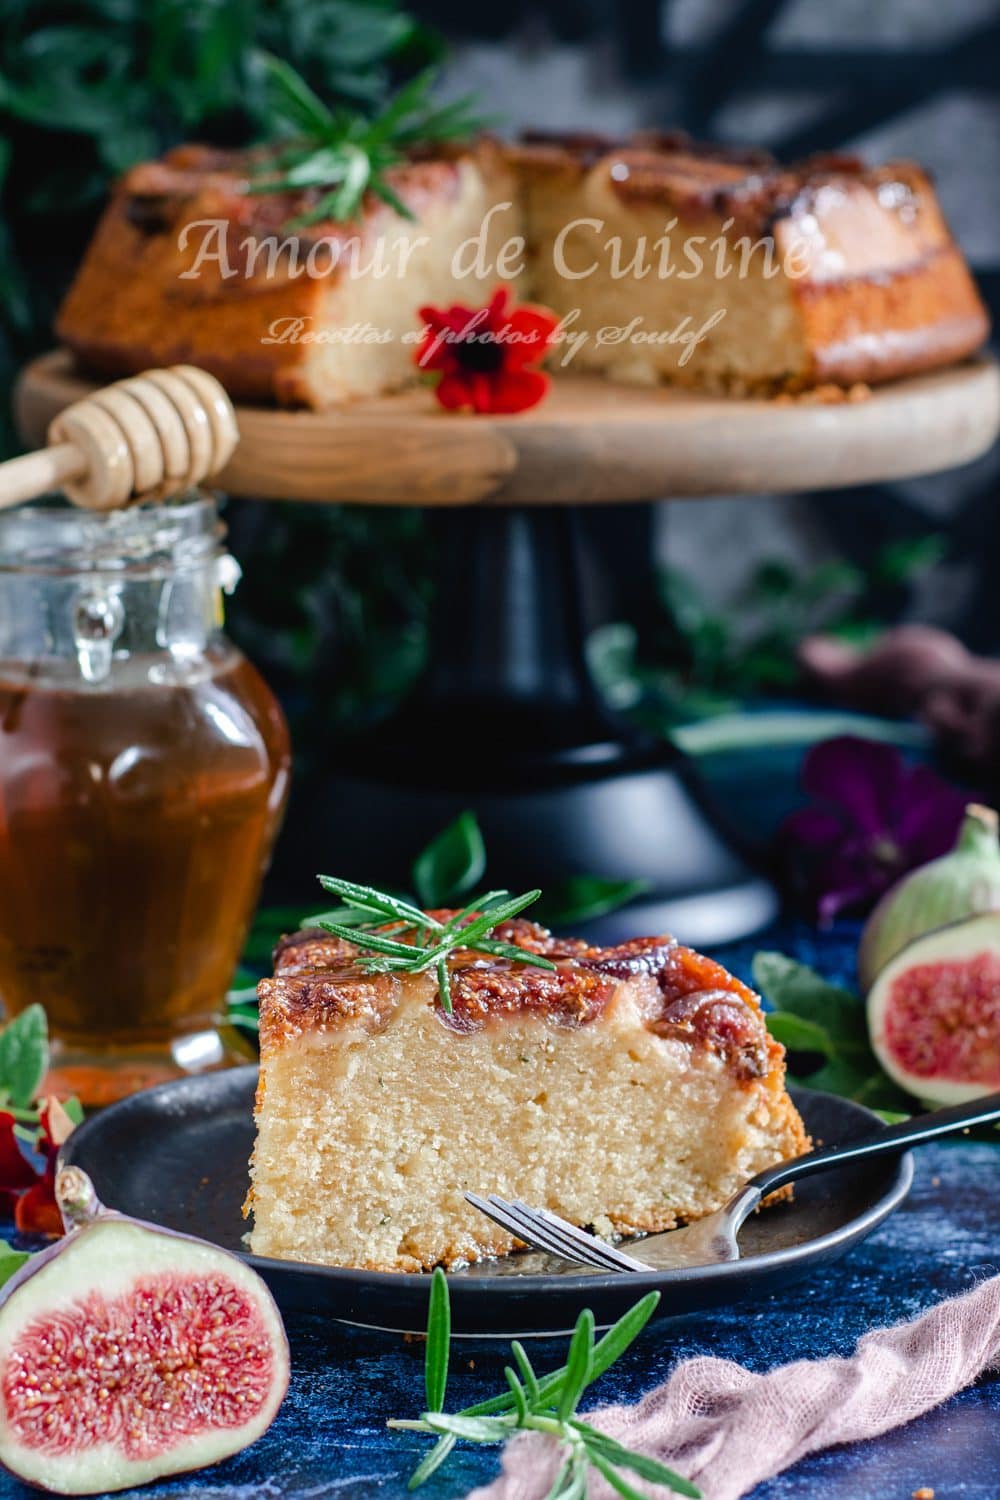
[1,922,997,1500]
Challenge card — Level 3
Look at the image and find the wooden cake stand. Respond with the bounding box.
[17,351,1000,944]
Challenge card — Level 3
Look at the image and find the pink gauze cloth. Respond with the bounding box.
[466,1274,1000,1500]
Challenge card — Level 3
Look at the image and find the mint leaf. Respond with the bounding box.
[755,953,912,1114]
[764,1011,837,1056]
[534,877,649,928]
[752,953,868,1050]
[0,1243,30,1289]
[411,811,486,908]
[0,1005,48,1109]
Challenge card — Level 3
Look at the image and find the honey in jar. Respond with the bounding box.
[0,498,290,1104]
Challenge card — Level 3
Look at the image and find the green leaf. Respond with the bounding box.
[876,535,946,585]
[315,878,435,931]
[318,923,421,958]
[504,1367,528,1422]
[511,1341,540,1408]
[557,1308,594,1419]
[590,1292,660,1380]
[0,1006,48,1109]
[590,1450,699,1500]
[424,890,542,959]
[61,1097,85,1127]
[752,954,868,1050]
[534,877,649,929]
[411,811,487,908]
[436,956,452,1015]
[0,1243,30,1290]
[577,1427,701,1497]
[793,1057,911,1113]
[423,1412,509,1443]
[545,1457,587,1500]
[407,1433,456,1489]
[764,1011,836,1056]
[256,49,335,136]
[424,1268,450,1413]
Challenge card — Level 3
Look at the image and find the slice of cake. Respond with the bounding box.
[57,130,988,405]
[56,140,522,407]
[246,914,808,1272]
[515,133,989,392]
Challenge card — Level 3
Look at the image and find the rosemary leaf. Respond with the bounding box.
[557,1309,595,1420]
[576,1429,701,1498]
[389,1277,694,1498]
[257,50,336,138]
[589,1453,654,1500]
[316,923,421,959]
[251,52,489,224]
[424,890,543,957]
[406,1433,455,1490]
[504,1367,528,1423]
[424,1267,450,1413]
[436,956,452,1015]
[439,890,512,932]
[511,1341,540,1408]
[472,939,557,971]
[589,1291,661,1378]
[423,1412,513,1443]
[316,877,439,930]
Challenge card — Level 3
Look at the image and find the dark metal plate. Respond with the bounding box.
[61,1068,912,1337]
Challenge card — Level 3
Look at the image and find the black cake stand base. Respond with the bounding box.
[281,504,777,945]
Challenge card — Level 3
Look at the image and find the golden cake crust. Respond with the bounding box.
[57,130,989,402]
[248,912,809,1271]
[260,917,790,1087]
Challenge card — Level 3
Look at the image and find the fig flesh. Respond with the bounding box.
[0,1167,288,1495]
[867,911,1000,1104]
[858,803,1000,993]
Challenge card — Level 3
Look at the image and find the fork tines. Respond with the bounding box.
[465,1192,647,1273]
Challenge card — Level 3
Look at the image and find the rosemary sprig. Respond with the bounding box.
[312,877,556,1013]
[249,52,487,225]
[389,1270,700,1499]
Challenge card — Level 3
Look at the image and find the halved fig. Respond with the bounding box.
[867,911,1000,1104]
[0,1168,288,1495]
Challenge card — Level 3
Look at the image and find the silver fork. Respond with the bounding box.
[466,1090,1000,1273]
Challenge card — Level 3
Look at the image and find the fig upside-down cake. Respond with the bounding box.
[57,133,989,404]
[245,916,809,1271]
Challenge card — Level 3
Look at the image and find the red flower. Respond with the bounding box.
[0,1113,38,1220]
[415,288,559,414]
[1,1098,77,1238]
[16,1099,76,1236]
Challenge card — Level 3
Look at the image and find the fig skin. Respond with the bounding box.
[866,911,1000,1105]
[0,1167,289,1496]
[858,804,1000,993]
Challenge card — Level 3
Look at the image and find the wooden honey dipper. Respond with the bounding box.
[0,365,239,511]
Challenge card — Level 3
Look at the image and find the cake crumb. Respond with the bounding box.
[771,382,870,406]
[468,1359,476,1370]
[912,1487,934,1498]
[931,1176,941,1187]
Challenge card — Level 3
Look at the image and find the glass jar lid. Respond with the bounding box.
[0,494,225,577]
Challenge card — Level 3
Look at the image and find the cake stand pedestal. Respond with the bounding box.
[18,352,1000,943]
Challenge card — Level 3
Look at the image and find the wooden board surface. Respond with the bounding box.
[16,349,1000,506]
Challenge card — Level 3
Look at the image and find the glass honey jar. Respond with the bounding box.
[0,497,290,1106]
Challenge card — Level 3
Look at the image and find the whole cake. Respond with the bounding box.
[58,133,989,406]
[245,914,808,1272]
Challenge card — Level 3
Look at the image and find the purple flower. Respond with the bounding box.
[780,736,967,925]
